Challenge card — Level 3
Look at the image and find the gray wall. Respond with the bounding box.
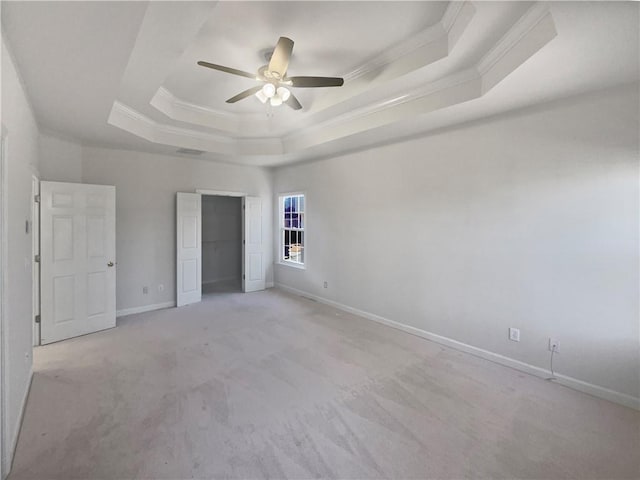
[273,83,640,400]
[1,38,38,473]
[38,134,82,183]
[202,195,242,286]
[80,147,273,312]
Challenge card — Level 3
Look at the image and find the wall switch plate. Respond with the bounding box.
[509,328,520,342]
[549,338,559,353]
[158,284,164,292]
[323,281,328,289]
[143,286,148,294]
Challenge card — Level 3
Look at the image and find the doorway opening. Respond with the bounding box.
[201,195,242,294]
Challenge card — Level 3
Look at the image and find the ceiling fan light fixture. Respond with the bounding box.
[277,87,291,102]
[255,90,268,103]
[270,95,283,107]
[262,83,276,98]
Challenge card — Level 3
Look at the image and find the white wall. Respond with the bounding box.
[1,37,38,474]
[38,133,82,183]
[202,195,242,286]
[81,147,273,312]
[273,83,640,402]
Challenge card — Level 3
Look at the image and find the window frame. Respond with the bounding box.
[279,192,306,269]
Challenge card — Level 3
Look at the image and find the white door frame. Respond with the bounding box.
[195,189,246,197]
[32,175,40,347]
[190,189,265,294]
[0,128,9,479]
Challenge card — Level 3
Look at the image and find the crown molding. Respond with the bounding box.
[441,1,466,33]
[478,2,553,75]
[283,70,482,153]
[478,2,557,93]
[342,1,473,83]
[301,1,476,115]
[342,23,446,82]
[290,68,480,141]
[109,101,283,157]
[151,87,281,137]
[444,1,476,50]
[151,87,241,134]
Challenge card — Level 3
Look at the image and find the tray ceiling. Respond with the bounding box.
[2,1,638,166]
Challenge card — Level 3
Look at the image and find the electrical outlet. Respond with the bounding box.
[143,286,148,295]
[323,281,328,289]
[549,338,559,353]
[509,328,520,342]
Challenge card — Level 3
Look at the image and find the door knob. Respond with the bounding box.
[107,261,114,267]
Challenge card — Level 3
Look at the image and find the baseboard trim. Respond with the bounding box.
[7,368,33,477]
[275,283,640,411]
[116,301,175,318]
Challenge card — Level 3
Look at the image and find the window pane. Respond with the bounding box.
[289,232,301,262]
[285,213,291,228]
[284,229,290,259]
[298,196,304,212]
[291,196,298,213]
[298,232,304,264]
[284,196,292,213]
[298,213,304,229]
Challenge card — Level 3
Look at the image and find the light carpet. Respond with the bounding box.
[9,289,640,479]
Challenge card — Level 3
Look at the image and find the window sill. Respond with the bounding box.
[278,261,306,270]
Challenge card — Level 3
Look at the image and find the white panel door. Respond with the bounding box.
[40,182,116,344]
[176,192,201,306]
[243,196,265,293]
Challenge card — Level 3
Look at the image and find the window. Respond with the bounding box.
[280,193,304,266]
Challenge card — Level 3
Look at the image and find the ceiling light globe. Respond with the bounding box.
[262,83,276,98]
[277,87,291,102]
[255,90,268,104]
[270,96,283,107]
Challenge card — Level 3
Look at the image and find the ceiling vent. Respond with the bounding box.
[176,148,204,155]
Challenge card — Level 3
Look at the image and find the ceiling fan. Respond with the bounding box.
[197,36,344,110]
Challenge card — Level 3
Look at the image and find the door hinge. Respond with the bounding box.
[34,194,40,203]
[243,240,245,245]
[35,315,40,324]
[243,274,245,280]
[34,254,40,263]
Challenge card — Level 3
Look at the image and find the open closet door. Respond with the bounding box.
[242,196,265,292]
[176,193,201,306]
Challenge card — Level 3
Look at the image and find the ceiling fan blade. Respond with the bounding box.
[288,76,344,88]
[197,61,257,80]
[268,37,294,78]
[285,92,302,110]
[226,85,263,103]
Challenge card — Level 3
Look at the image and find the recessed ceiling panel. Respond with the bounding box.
[163,1,449,113]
